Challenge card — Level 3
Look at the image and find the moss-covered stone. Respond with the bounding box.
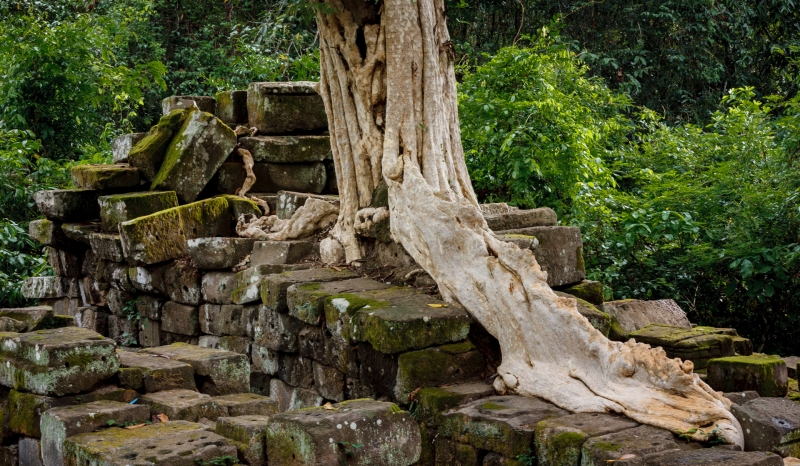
[240,135,331,163]
[707,354,788,397]
[580,425,680,466]
[151,109,237,203]
[247,81,328,134]
[554,291,610,337]
[189,237,256,270]
[118,350,196,393]
[215,415,270,465]
[416,382,495,427]
[497,226,586,287]
[28,219,80,250]
[214,89,248,125]
[97,191,179,232]
[70,164,140,190]
[87,232,124,261]
[216,194,262,219]
[629,324,738,369]
[260,267,359,313]
[214,392,278,416]
[128,109,190,181]
[231,263,312,304]
[140,389,227,421]
[394,341,486,403]
[556,280,604,305]
[112,132,147,163]
[162,95,216,114]
[141,343,249,395]
[33,189,100,222]
[534,413,639,466]
[435,438,479,466]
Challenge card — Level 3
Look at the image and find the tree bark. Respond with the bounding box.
[315,0,743,446]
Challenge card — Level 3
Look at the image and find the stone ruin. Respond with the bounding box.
[1,82,798,465]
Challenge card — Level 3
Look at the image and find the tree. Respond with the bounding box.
[313,0,742,445]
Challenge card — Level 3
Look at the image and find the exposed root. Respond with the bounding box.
[354,207,389,236]
[235,147,256,197]
[236,198,339,241]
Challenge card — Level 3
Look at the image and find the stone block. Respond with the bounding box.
[105,288,135,316]
[415,382,496,427]
[535,413,639,466]
[254,305,303,352]
[111,132,147,164]
[707,354,788,397]
[485,207,557,231]
[118,350,195,392]
[21,276,78,299]
[40,400,150,466]
[0,316,26,332]
[0,328,118,396]
[141,343,249,395]
[188,237,256,270]
[0,445,17,466]
[70,164,140,191]
[137,320,161,347]
[239,135,331,163]
[440,396,568,458]
[218,336,251,355]
[61,223,99,245]
[81,277,108,307]
[251,344,279,375]
[278,354,315,389]
[556,279,604,305]
[160,332,199,346]
[480,203,518,215]
[19,437,43,466]
[261,267,358,313]
[276,190,340,220]
[128,109,191,181]
[603,299,691,335]
[299,325,327,362]
[503,226,586,287]
[88,232,124,261]
[0,306,66,332]
[266,399,420,465]
[639,449,782,465]
[215,415,270,466]
[250,240,318,266]
[34,189,99,222]
[62,420,236,465]
[312,361,345,402]
[163,261,202,305]
[247,81,328,134]
[161,301,200,336]
[29,220,81,250]
[97,191,178,232]
[435,438,479,466]
[127,265,169,294]
[269,378,323,413]
[723,390,760,405]
[250,370,271,397]
[73,307,109,334]
[327,333,359,377]
[628,325,737,369]
[213,161,327,195]
[47,247,82,278]
[215,89,248,125]
[482,453,524,466]
[554,291,611,336]
[231,263,312,304]
[135,295,165,320]
[580,425,681,466]
[287,277,391,325]
[201,272,237,304]
[38,299,81,319]
[151,109,237,203]
[162,95,216,115]
[732,397,800,457]
[782,356,800,379]
[214,393,278,417]
[140,389,226,421]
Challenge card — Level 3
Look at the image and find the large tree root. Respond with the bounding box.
[236,198,339,241]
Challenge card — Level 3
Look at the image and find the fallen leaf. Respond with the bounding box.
[124,424,146,430]
[153,413,169,423]
[427,304,447,308]
[331,266,342,271]
[323,402,336,410]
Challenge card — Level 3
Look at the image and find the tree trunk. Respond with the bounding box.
[316,0,743,446]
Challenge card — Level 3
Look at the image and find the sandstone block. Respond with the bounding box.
[782,356,800,379]
[62,420,236,465]
[213,161,327,195]
[29,219,81,250]
[312,361,345,402]
[161,301,200,336]
[214,393,278,417]
[253,305,303,352]
[118,350,195,392]
[216,415,270,465]
[287,277,390,325]
[644,449,781,465]
[111,132,147,163]
[247,81,327,134]
[162,95,216,115]
[261,267,358,313]
[88,232,124,261]
[163,261,202,305]
[128,109,191,181]
[415,382,496,427]
[217,336,251,355]
[137,320,161,347]
[278,354,315,389]
[391,342,486,404]
[141,343,249,395]
[483,452,524,466]
[201,272,237,304]
[47,247,82,278]
[231,263,312,304]
[70,164,140,191]
[250,240,318,266]
[580,425,680,466]
[40,400,150,466]
[97,191,178,232]
[480,203,517,215]
[435,438,479,466]
[187,237,256,270]
[21,277,77,300]
[276,191,339,220]
[73,307,109,334]
[535,413,639,466]
[502,226,585,287]
[723,390,760,404]
[34,189,99,222]
[61,223,99,245]
[215,89,248,125]
[707,354,788,397]
[127,265,169,295]
[732,397,800,457]
[556,279,604,305]
[19,437,43,466]
[628,324,737,369]
[604,299,691,335]
[0,306,68,332]
[270,378,323,413]
[251,344,279,375]
[250,370,271,397]
[266,399,420,465]
[299,325,327,362]
[140,389,226,421]
[485,207,557,231]
[239,135,331,163]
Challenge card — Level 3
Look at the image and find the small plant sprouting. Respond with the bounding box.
[195,455,239,466]
[517,448,535,466]
[337,441,364,465]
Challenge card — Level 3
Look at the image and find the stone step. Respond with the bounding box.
[480,202,518,215]
[250,240,318,266]
[188,237,256,270]
[580,425,682,465]
[88,232,124,261]
[62,421,236,466]
[707,354,788,397]
[140,343,249,395]
[117,350,196,393]
[636,449,782,465]
[70,164,141,191]
[61,223,98,245]
[0,327,118,396]
[495,226,586,287]
[231,263,312,305]
[239,135,331,163]
[784,356,800,379]
[732,397,800,458]
[28,220,83,251]
[215,415,270,465]
[111,132,147,164]
[486,207,557,231]
[215,89,248,125]
[140,389,228,422]
[265,399,421,466]
[287,276,391,325]
[247,81,328,134]
[213,393,278,417]
[535,412,640,465]
[98,191,179,232]
[260,267,359,313]
[276,190,339,219]
[0,306,72,332]
[162,95,216,115]
[213,161,328,195]
[628,324,738,369]
[34,189,99,222]
[415,382,496,427]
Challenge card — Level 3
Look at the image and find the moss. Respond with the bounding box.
[299,282,322,291]
[217,195,261,219]
[480,402,508,410]
[707,354,786,396]
[575,246,586,274]
[128,109,190,180]
[558,280,604,305]
[440,340,475,354]
[592,441,622,452]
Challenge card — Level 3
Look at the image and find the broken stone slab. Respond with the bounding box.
[440,396,569,458]
[266,399,421,465]
[415,382,496,427]
[250,240,318,266]
[39,299,82,320]
[62,420,236,465]
[253,305,304,352]
[556,279,604,305]
[496,226,585,287]
[151,109,237,203]
[34,189,100,222]
[639,449,782,465]
[40,400,150,466]
[0,327,118,396]
[161,301,200,336]
[188,237,256,270]
[628,324,737,369]
[782,356,800,379]
[215,415,270,466]
[73,307,109,334]
[485,207,557,231]
[724,391,760,405]
[112,132,147,164]
[580,425,681,466]
[287,277,391,325]
[553,291,611,337]
[128,109,191,181]
[200,272,236,304]
[261,267,358,313]
[213,161,328,195]
[162,95,217,115]
[141,343,250,395]
[215,89,248,125]
[88,232,124,261]
[239,135,331,163]
[70,164,140,191]
[140,389,227,421]
[247,81,328,134]
[29,220,82,251]
[0,306,71,332]
[732,397,800,457]
[603,299,691,335]
[117,351,196,392]
[231,263,312,304]
[97,191,179,232]
[214,393,278,417]
[707,354,788,397]
[276,190,340,219]
[535,413,639,466]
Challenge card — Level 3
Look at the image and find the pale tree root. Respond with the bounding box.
[385,161,744,447]
[236,198,339,241]
[234,147,256,197]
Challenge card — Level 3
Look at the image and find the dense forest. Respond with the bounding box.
[1,0,799,354]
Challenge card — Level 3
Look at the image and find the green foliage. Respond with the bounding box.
[195,456,239,466]
[516,448,536,466]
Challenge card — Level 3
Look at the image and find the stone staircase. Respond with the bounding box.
[0,85,797,465]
